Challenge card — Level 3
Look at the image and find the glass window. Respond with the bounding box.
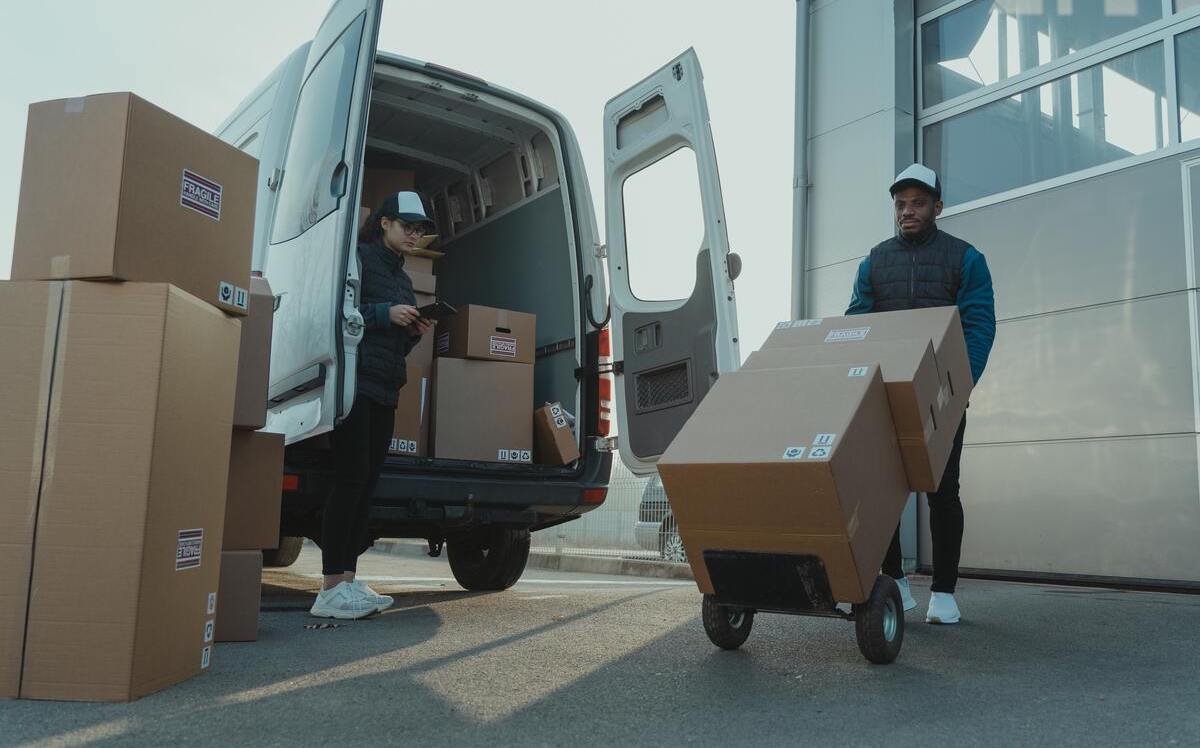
[1181,28,1200,142]
[270,15,364,244]
[922,0,1161,108]
[621,148,704,302]
[925,43,1167,206]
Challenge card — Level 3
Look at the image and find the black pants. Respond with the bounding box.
[883,414,967,594]
[321,395,395,575]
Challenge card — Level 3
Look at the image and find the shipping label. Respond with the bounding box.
[812,433,837,448]
[847,366,869,377]
[498,448,533,463]
[390,438,419,455]
[489,335,518,358]
[824,327,870,343]
[781,446,806,460]
[201,646,212,670]
[180,169,222,221]
[775,318,823,329]
[176,528,204,571]
[203,620,215,644]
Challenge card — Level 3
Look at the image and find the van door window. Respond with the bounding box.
[621,146,704,302]
[270,14,366,244]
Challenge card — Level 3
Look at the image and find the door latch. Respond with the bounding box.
[594,242,608,259]
[267,167,284,192]
[594,436,618,453]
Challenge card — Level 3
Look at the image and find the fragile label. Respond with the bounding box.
[553,415,568,429]
[390,438,419,455]
[203,620,215,643]
[498,448,532,463]
[437,332,451,354]
[489,335,518,358]
[809,446,831,459]
[847,366,869,377]
[176,528,204,571]
[201,646,212,669]
[207,592,217,615]
[180,169,222,221]
[824,327,870,343]
[218,281,236,307]
[775,318,823,329]
[781,446,806,460]
[812,433,837,447]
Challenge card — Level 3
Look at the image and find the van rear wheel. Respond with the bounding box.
[262,536,304,568]
[446,527,531,591]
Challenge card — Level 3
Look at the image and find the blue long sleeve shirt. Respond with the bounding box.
[846,247,996,383]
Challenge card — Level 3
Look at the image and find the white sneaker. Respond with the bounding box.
[310,581,376,620]
[351,579,394,613]
[925,591,961,624]
[895,577,918,612]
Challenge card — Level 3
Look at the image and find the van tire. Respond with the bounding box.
[446,527,531,591]
[262,536,304,568]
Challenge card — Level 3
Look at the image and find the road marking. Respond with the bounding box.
[308,574,693,588]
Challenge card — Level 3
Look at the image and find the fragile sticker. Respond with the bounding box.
[390,438,419,455]
[781,446,806,460]
[847,366,869,377]
[553,415,568,429]
[812,433,837,447]
[180,169,222,221]
[549,403,564,418]
[207,592,217,615]
[437,332,451,354]
[775,318,822,329]
[824,327,870,343]
[218,281,236,307]
[809,446,831,459]
[203,620,214,644]
[201,646,212,670]
[498,448,533,463]
[176,528,204,571]
[489,335,518,358]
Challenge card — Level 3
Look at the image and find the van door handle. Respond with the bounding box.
[330,161,349,198]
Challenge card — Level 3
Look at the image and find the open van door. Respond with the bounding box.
[604,49,741,475]
[262,0,383,444]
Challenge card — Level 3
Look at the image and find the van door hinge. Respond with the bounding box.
[594,436,618,453]
[594,242,608,259]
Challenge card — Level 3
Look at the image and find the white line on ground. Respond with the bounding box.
[301,574,693,587]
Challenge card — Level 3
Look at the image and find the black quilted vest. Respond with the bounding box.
[868,227,968,311]
[356,241,417,407]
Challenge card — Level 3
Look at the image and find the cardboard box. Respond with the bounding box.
[233,277,275,430]
[432,358,533,463]
[223,430,284,551]
[11,93,256,316]
[658,364,910,604]
[534,403,580,465]
[436,305,536,365]
[3,281,239,702]
[405,254,435,276]
[390,365,431,457]
[408,269,436,295]
[215,551,262,643]
[743,340,947,491]
[408,295,436,370]
[361,168,416,215]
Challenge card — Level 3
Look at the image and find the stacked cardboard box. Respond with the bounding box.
[1,92,256,701]
[432,305,536,463]
[658,308,972,604]
[534,403,581,466]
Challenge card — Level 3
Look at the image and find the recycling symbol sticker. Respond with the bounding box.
[809,446,831,459]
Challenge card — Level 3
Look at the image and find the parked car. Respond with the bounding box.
[635,475,687,563]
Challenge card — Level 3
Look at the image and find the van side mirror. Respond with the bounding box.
[726,252,743,281]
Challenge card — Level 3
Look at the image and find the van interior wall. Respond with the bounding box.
[434,188,577,415]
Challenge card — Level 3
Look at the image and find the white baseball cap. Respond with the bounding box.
[890,163,941,199]
[380,190,434,228]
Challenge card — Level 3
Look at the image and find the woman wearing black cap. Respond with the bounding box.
[310,191,435,619]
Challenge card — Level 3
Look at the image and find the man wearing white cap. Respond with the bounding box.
[846,164,996,625]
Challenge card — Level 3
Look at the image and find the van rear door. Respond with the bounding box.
[263,0,383,444]
[603,49,741,475]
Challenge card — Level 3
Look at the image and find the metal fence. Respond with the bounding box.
[530,459,687,564]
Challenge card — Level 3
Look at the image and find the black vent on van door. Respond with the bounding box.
[635,361,692,413]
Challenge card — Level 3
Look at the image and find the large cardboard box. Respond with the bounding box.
[405,254,435,276]
[389,365,431,457]
[233,277,275,430]
[1,281,239,701]
[407,267,436,295]
[223,431,284,551]
[11,93,257,316]
[534,403,580,466]
[743,340,947,490]
[658,364,910,603]
[761,307,973,489]
[215,551,263,643]
[361,167,416,215]
[436,305,536,365]
[432,358,533,463]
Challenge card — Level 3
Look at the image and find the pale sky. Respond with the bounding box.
[0,0,797,355]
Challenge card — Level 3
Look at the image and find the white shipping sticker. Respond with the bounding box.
[847,366,869,378]
[824,327,870,343]
[233,286,249,311]
[437,332,451,354]
[775,318,823,329]
[549,403,563,418]
[498,449,532,463]
[553,415,568,429]
[207,592,217,615]
[489,335,518,358]
[812,433,837,447]
[201,646,212,670]
[203,620,214,643]
[782,446,806,460]
[809,446,831,459]
[176,529,204,571]
[218,281,235,307]
[180,169,223,221]
[390,438,418,455]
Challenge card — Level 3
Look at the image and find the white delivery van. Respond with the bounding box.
[216,0,740,588]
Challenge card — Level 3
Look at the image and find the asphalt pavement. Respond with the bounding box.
[2,545,1198,747]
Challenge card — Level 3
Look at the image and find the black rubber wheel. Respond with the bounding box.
[701,594,754,650]
[262,536,304,568]
[446,527,531,591]
[853,575,905,664]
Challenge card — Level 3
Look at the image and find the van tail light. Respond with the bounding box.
[583,488,608,505]
[282,474,300,492]
[597,326,614,437]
